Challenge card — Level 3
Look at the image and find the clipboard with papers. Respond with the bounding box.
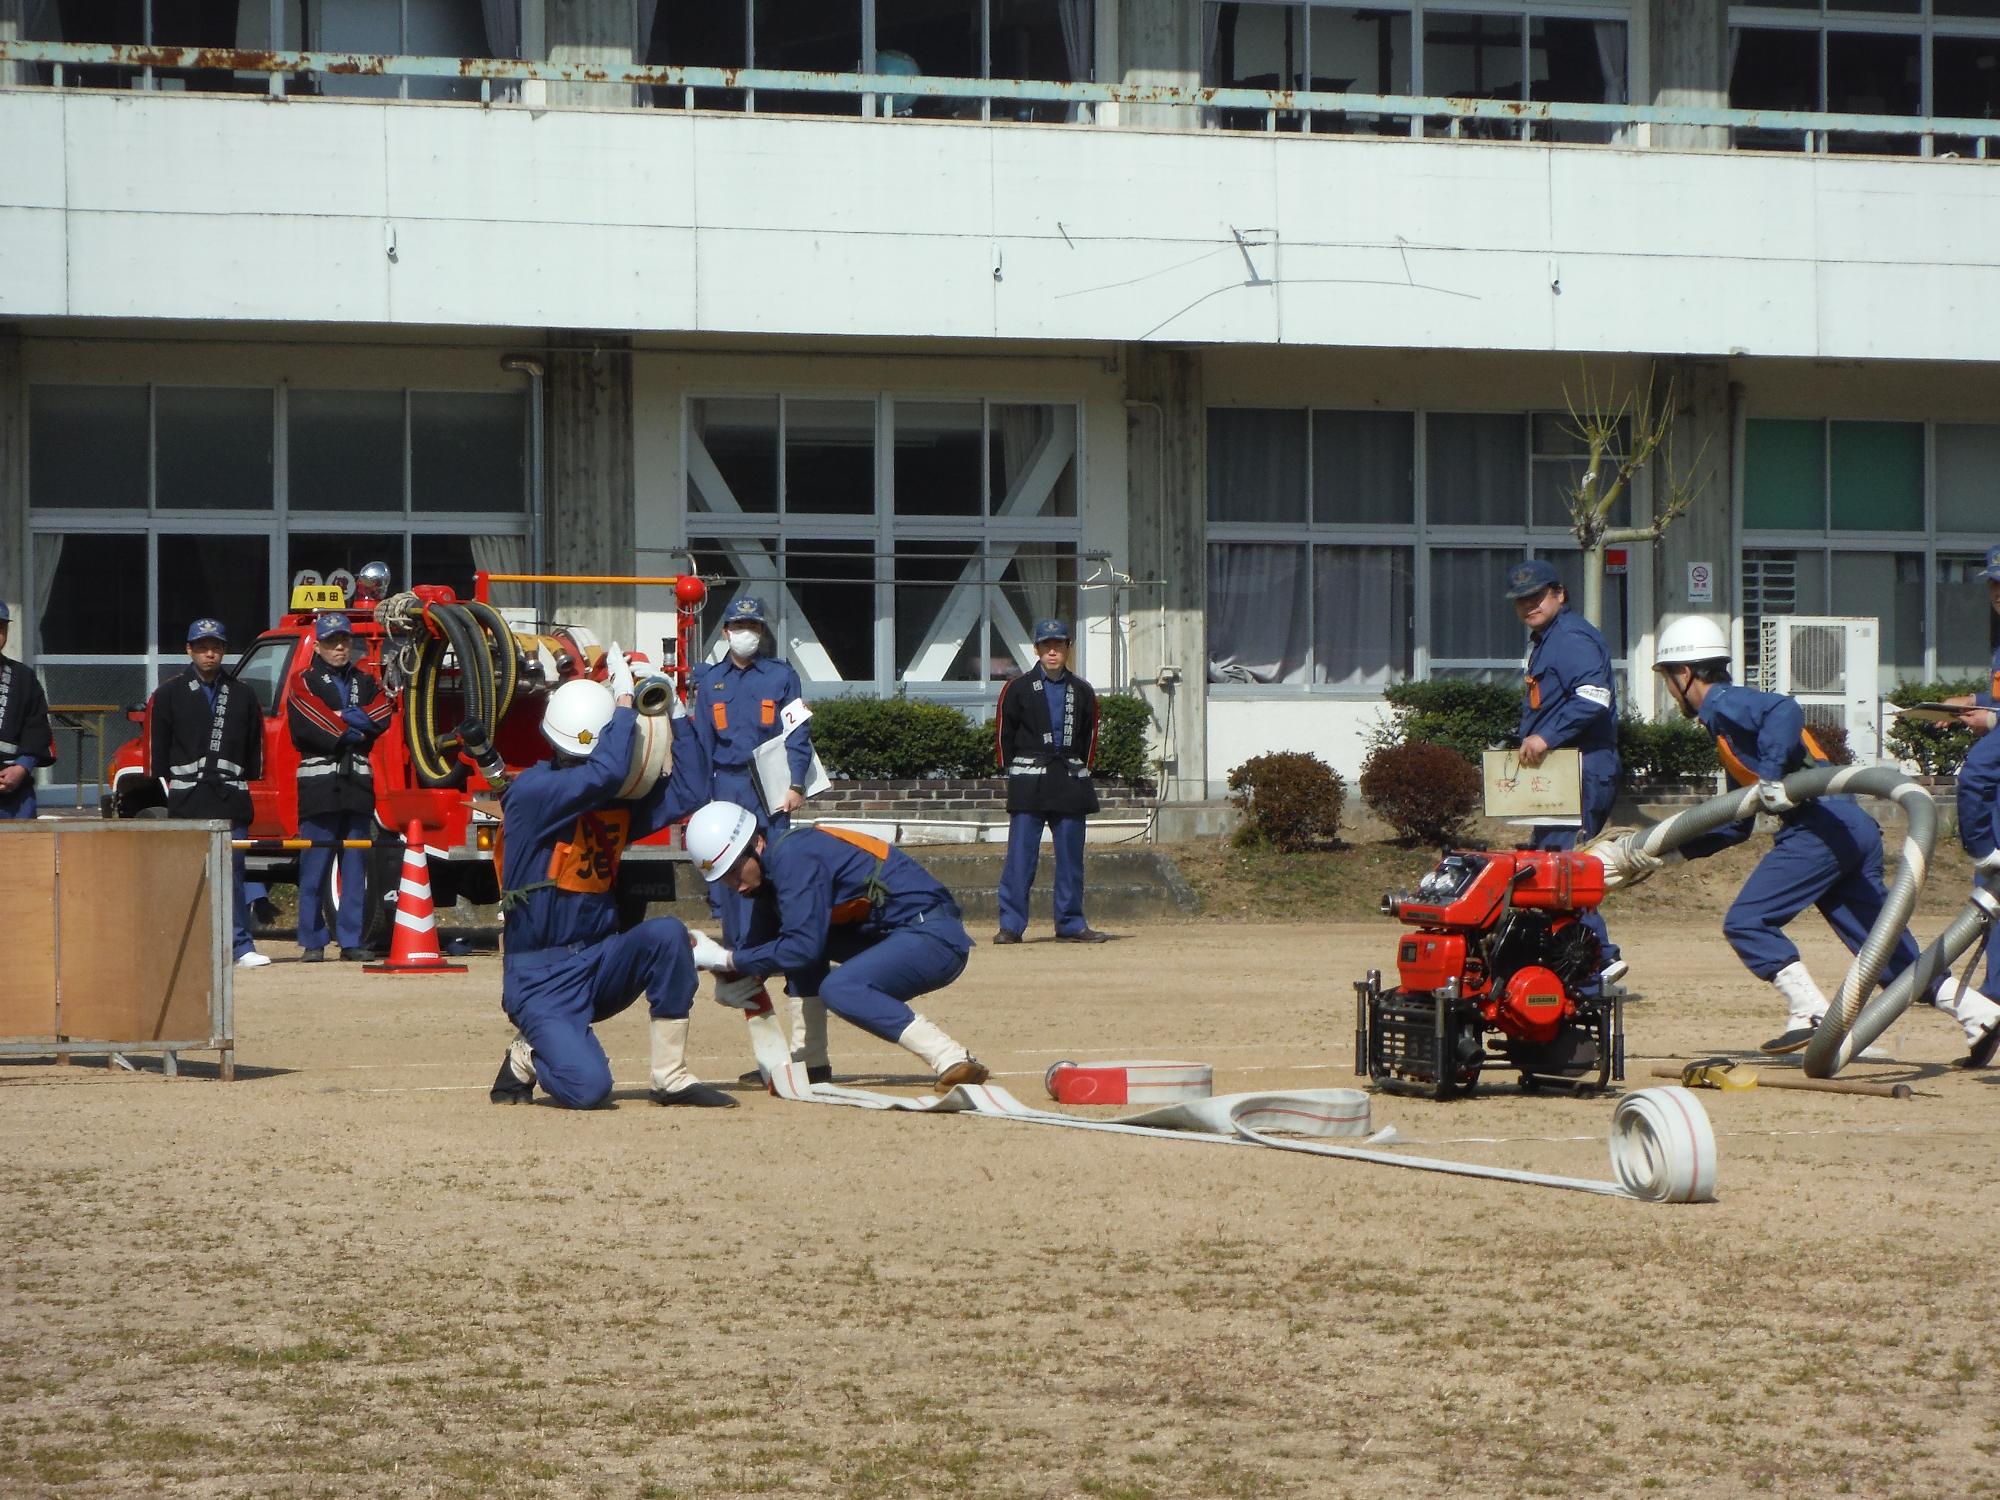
[753,698,831,815]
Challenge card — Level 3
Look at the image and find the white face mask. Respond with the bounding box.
[726,627,762,659]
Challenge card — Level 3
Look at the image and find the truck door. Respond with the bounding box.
[229,634,303,838]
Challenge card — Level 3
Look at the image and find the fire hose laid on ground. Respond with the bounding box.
[1609,763,1968,1078]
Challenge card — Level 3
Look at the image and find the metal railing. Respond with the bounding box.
[1,40,1997,157]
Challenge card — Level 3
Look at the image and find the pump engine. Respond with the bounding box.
[1354,849,1624,1099]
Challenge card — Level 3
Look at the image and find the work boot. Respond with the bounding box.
[490,1034,536,1104]
[300,947,325,964]
[1056,927,1111,944]
[1761,961,1830,1054]
[648,1017,738,1109]
[1935,978,2000,1067]
[793,995,832,1078]
[992,930,1022,945]
[235,951,272,970]
[898,1014,988,1090]
[339,947,372,962]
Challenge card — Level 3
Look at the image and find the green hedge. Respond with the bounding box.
[1886,678,1988,777]
[808,690,1156,783]
[1371,680,1718,782]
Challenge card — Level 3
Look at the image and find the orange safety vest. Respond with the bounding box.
[781,824,893,925]
[1715,728,1830,790]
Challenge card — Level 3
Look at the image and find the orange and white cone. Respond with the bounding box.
[365,821,469,975]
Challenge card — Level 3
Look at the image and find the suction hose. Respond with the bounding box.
[1618,764,1937,1078]
[401,600,523,788]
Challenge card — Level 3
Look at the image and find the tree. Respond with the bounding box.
[1559,363,1711,631]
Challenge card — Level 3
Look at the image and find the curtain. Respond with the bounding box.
[1314,546,1411,688]
[1208,409,1308,523]
[1056,0,1090,119]
[1428,548,1519,665]
[479,0,519,57]
[1425,414,1525,527]
[1207,544,1308,684]
[1593,22,1626,105]
[638,0,659,58]
[470,532,529,610]
[32,533,63,638]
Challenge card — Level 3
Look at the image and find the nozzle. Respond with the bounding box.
[457,716,511,789]
[634,674,676,717]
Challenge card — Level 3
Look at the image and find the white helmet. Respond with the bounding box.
[1655,616,1732,668]
[541,679,617,757]
[686,801,759,883]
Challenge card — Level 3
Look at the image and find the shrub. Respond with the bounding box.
[1885,678,1988,777]
[1226,751,1346,852]
[810,696,988,780]
[1092,693,1154,784]
[1359,741,1483,847]
[1370,680,1523,764]
[1617,713,1719,780]
[1810,722,1856,767]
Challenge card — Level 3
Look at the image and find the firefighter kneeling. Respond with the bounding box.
[683,803,990,1092]
[489,649,734,1111]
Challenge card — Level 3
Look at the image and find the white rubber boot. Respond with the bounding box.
[792,995,830,1072]
[650,1017,736,1108]
[490,1032,537,1103]
[897,1014,989,1089]
[1933,976,2000,1045]
[1761,961,1829,1054]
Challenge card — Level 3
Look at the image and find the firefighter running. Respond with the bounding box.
[489,647,733,1111]
[682,803,989,1091]
[1595,616,2000,1063]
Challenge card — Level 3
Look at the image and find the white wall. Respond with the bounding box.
[1207,696,1385,792]
[9,88,2000,361]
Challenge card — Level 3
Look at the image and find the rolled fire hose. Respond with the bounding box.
[1810,879,2000,1076]
[1619,764,1936,1079]
[402,600,521,788]
[1044,1060,1213,1104]
[735,1005,1716,1203]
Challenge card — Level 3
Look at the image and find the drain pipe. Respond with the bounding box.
[500,354,547,621]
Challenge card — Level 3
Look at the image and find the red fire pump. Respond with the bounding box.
[1354,849,1624,1100]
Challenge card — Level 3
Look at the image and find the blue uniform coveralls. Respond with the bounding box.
[692,651,814,945]
[0,651,53,820]
[499,709,709,1110]
[1954,636,2000,1001]
[729,829,974,1043]
[1679,683,1923,987]
[288,659,392,951]
[1518,606,1621,967]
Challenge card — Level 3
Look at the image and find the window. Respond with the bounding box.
[684,394,1083,691]
[1207,404,1628,689]
[26,384,530,742]
[648,0,1094,117]
[1203,3,1625,140]
[1729,4,2000,156]
[230,636,296,720]
[1740,414,1988,690]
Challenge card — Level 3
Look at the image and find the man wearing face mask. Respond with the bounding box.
[286,613,392,962]
[693,596,827,1075]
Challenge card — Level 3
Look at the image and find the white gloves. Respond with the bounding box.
[1756,780,1796,814]
[711,973,766,1010]
[670,688,688,721]
[688,930,734,972]
[605,641,637,701]
[1589,834,1681,892]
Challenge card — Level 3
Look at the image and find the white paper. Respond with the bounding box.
[753,700,831,815]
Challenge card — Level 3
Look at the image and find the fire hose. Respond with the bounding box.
[735,1006,1717,1203]
[1613,764,1939,1078]
[384,597,520,788]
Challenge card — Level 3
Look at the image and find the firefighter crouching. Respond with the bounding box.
[490,648,735,1111]
[286,613,392,962]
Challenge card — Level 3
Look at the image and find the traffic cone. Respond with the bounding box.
[365,822,469,975]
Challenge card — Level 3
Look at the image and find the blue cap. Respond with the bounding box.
[315,612,354,640]
[0,601,11,623]
[186,617,228,644]
[724,597,769,626]
[1983,544,2000,583]
[1504,559,1561,599]
[1032,619,1071,644]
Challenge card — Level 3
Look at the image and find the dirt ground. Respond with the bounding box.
[4,912,1999,1500]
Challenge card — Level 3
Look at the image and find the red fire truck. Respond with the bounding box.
[107,569,707,947]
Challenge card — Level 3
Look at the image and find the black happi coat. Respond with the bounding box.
[0,653,54,768]
[150,666,264,822]
[996,663,1100,817]
[287,661,392,818]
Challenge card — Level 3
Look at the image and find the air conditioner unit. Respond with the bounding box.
[1756,616,1880,761]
